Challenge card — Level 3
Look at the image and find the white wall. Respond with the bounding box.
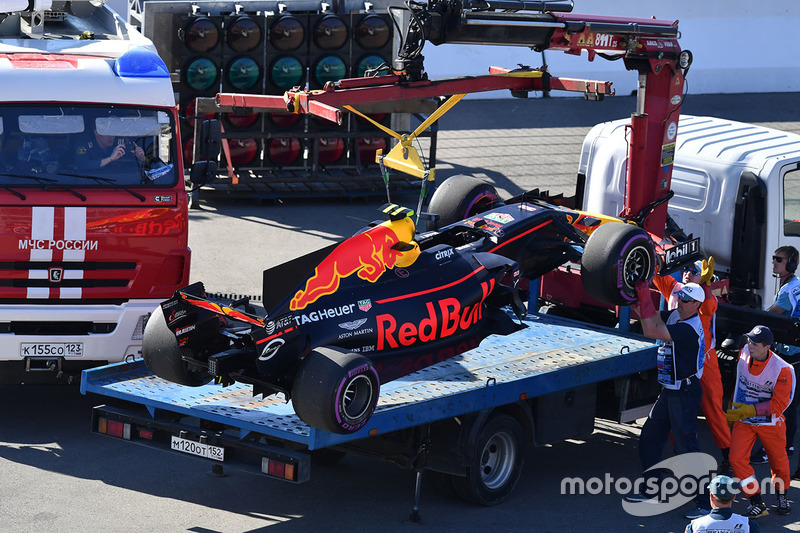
[108,0,799,97]
[421,0,800,97]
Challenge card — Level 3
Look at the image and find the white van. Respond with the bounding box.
[580,114,800,311]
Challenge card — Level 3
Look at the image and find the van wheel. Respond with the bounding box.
[581,223,656,306]
[291,347,380,434]
[142,304,212,387]
[426,175,503,230]
[451,414,525,506]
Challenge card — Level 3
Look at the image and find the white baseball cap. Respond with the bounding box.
[676,282,704,303]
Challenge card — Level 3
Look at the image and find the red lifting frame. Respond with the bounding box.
[216,11,685,237]
[216,72,614,126]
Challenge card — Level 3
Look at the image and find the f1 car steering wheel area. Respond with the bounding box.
[427,174,656,307]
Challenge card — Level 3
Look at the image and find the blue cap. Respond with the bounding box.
[708,475,739,499]
[745,325,774,347]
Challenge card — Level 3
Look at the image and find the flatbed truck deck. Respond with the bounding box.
[81,312,656,507]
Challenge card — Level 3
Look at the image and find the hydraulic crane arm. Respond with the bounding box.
[214,0,693,236]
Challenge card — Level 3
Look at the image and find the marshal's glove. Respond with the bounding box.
[700,256,715,286]
[635,280,656,319]
[726,402,757,422]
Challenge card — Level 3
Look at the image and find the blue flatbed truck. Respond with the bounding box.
[81,312,657,515]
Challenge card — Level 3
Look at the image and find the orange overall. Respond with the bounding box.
[653,275,731,450]
[729,348,794,496]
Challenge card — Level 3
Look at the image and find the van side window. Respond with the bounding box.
[784,169,800,237]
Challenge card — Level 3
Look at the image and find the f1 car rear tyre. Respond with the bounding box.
[291,347,380,434]
[426,175,502,230]
[142,304,213,387]
[581,223,656,306]
[452,414,525,506]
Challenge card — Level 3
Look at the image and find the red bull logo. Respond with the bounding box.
[290,218,420,311]
[376,280,494,350]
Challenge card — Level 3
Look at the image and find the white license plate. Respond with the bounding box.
[20,342,84,358]
[170,435,225,461]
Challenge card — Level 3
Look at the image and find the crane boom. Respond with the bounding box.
[214,0,692,236]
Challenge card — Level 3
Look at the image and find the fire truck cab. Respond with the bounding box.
[0,0,192,383]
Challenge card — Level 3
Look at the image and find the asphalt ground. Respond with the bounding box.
[3,92,800,532]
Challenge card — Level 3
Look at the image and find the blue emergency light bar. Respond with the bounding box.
[114,46,170,78]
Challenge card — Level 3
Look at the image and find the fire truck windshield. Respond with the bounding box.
[0,104,178,187]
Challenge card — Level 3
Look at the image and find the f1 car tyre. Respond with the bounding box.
[291,347,380,434]
[452,414,525,506]
[581,222,656,306]
[426,175,503,230]
[142,304,213,387]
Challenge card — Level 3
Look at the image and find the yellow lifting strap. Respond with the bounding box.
[343,93,466,181]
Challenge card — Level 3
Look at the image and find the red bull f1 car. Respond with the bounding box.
[143,175,679,434]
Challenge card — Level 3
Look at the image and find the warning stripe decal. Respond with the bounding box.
[27,206,87,299]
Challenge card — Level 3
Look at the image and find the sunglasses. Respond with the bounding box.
[773,255,786,263]
[678,296,695,303]
[683,267,700,276]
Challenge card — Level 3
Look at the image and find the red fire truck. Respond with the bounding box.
[0,0,218,383]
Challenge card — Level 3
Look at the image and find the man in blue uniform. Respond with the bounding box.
[74,129,145,170]
[625,281,711,518]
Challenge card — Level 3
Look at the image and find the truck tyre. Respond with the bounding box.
[142,304,212,387]
[426,175,503,230]
[291,347,380,434]
[581,222,656,306]
[452,414,525,506]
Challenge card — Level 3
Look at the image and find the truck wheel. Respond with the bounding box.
[452,414,525,506]
[426,175,503,230]
[142,304,212,387]
[581,222,656,306]
[291,347,380,434]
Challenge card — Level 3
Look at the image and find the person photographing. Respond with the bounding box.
[75,129,146,169]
